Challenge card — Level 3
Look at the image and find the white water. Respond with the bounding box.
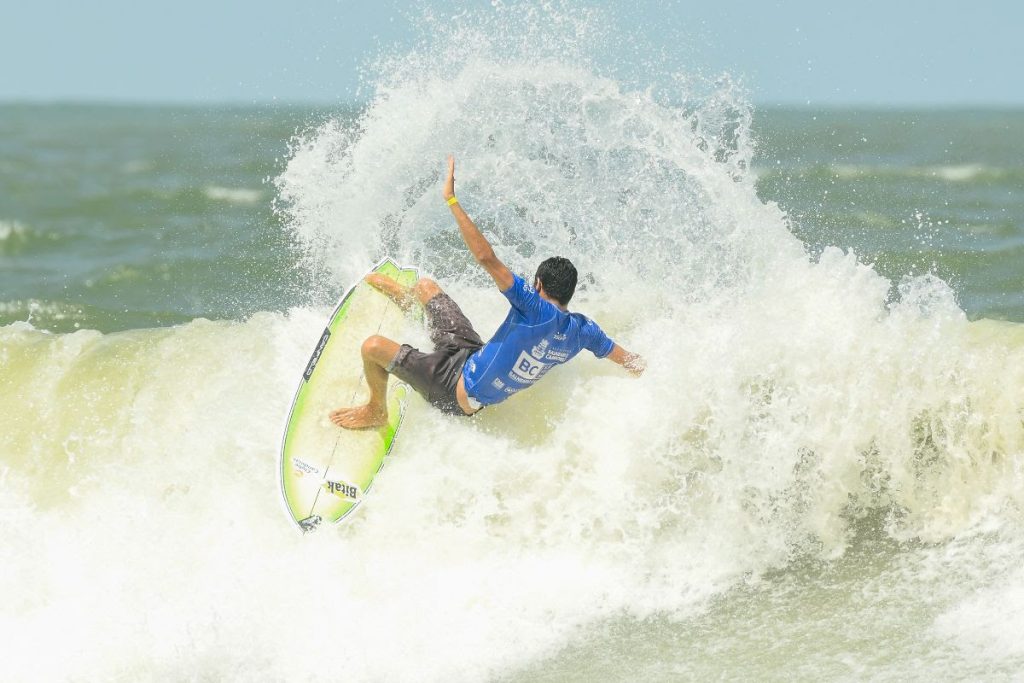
[4,4,1024,680]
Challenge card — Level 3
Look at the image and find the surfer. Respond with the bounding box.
[330,155,644,429]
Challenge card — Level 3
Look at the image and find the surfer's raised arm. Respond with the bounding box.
[443,155,515,291]
[607,344,646,377]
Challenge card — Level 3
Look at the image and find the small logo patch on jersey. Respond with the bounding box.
[545,348,570,362]
[491,378,505,390]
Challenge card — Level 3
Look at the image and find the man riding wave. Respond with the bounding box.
[330,156,644,429]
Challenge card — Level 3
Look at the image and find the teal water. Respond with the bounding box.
[755,108,1024,321]
[2,105,1022,332]
[0,104,329,331]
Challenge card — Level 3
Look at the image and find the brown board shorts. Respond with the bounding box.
[387,292,484,415]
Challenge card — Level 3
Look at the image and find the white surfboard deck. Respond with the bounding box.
[279,258,418,533]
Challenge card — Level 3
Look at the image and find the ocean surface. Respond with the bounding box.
[3,10,1024,682]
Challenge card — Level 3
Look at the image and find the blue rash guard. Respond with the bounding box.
[461,274,615,406]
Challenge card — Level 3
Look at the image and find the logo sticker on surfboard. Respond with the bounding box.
[323,479,361,501]
[280,258,416,533]
[303,329,332,381]
[292,457,321,478]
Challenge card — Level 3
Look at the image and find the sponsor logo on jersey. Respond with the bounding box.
[545,348,570,362]
[324,479,360,500]
[530,338,550,360]
[510,350,547,383]
[553,332,567,341]
[491,378,505,390]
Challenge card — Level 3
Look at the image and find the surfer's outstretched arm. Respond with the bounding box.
[607,344,646,377]
[443,155,515,291]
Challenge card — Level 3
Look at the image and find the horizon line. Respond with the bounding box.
[1,97,1023,112]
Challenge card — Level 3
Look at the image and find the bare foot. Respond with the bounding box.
[329,404,388,430]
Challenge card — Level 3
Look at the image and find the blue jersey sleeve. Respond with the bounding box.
[581,317,615,358]
[501,274,547,321]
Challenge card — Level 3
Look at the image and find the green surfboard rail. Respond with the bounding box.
[279,258,418,533]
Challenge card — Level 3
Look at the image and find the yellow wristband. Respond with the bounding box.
[447,196,459,206]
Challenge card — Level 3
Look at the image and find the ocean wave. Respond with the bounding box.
[0,220,31,254]
[753,162,1018,185]
[121,159,154,174]
[0,299,88,328]
[836,162,1003,182]
[926,163,994,182]
[204,185,263,203]
[0,219,27,242]
[2,287,1024,680]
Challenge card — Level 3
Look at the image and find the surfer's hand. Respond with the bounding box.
[443,155,456,200]
[608,344,646,377]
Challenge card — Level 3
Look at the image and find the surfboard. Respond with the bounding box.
[279,257,418,533]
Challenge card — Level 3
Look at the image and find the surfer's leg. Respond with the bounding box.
[416,279,485,351]
[411,277,443,305]
[365,273,417,311]
[366,274,444,309]
[329,335,401,429]
[367,275,460,325]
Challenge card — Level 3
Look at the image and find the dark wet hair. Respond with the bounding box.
[535,256,578,306]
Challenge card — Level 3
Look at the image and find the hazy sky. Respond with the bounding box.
[3,0,1021,106]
